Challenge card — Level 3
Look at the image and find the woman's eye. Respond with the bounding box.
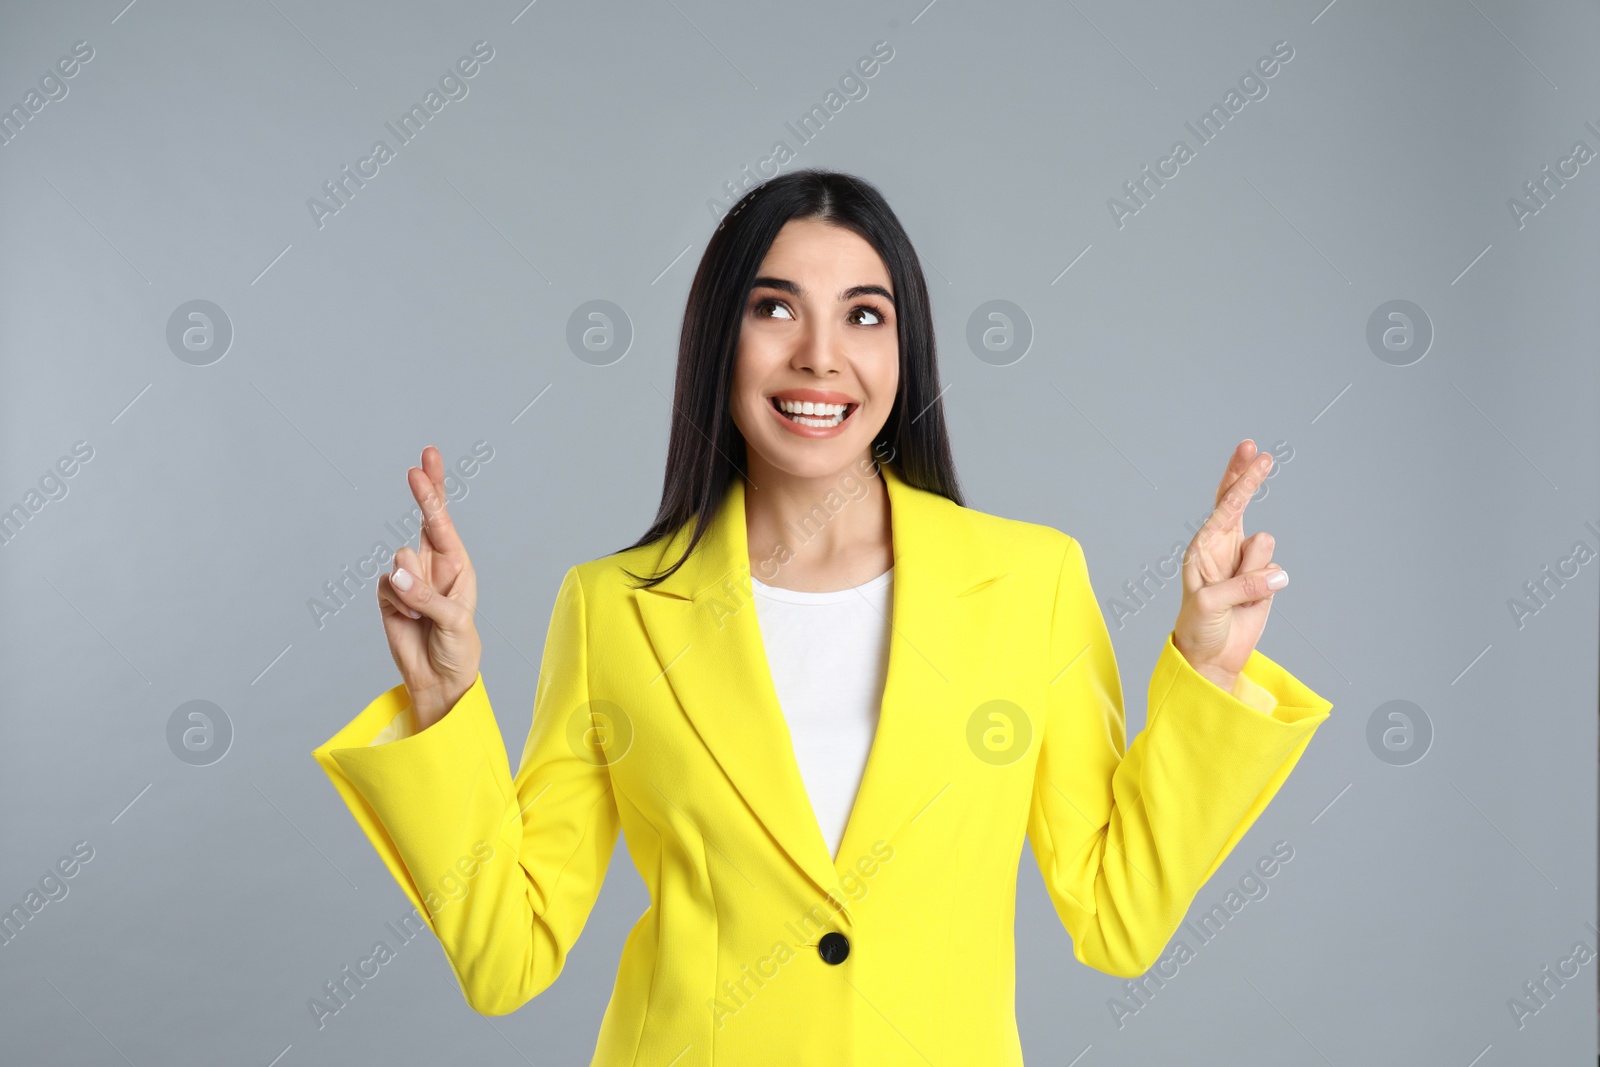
[754,299,794,320]
[849,306,884,326]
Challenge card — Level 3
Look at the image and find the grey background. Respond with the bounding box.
[2,0,1596,1064]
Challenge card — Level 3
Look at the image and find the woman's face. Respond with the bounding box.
[730,218,899,481]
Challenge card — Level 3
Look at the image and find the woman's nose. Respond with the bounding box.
[791,324,844,375]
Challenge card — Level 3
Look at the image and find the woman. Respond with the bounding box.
[313,170,1332,1065]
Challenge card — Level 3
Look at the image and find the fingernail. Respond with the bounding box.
[406,608,422,619]
[1267,569,1289,589]
[393,566,414,591]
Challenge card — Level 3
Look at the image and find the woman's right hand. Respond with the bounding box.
[377,446,483,731]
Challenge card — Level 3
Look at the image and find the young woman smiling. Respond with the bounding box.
[314,170,1332,1065]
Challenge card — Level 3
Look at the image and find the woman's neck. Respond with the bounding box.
[742,455,893,593]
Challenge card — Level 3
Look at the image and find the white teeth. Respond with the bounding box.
[773,397,851,428]
[776,398,847,416]
[771,398,851,428]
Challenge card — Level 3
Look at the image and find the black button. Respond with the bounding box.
[818,931,849,965]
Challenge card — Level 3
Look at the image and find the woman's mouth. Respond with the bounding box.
[769,396,856,429]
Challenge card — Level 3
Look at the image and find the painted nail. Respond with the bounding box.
[1267,569,1289,589]
[393,567,414,591]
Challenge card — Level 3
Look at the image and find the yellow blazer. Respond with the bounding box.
[312,460,1333,1065]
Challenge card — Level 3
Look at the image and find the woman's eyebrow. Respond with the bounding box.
[751,276,895,306]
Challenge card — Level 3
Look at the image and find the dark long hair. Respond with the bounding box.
[617,169,963,589]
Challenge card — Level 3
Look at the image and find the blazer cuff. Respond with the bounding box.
[310,673,515,923]
[315,673,496,756]
[365,699,416,745]
[1143,631,1333,887]
[1230,668,1278,714]
[1152,630,1330,730]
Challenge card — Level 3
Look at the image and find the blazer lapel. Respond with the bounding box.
[633,460,1011,904]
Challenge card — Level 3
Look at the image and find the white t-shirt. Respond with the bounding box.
[749,566,895,863]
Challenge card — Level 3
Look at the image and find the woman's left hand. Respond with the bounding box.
[1172,439,1290,692]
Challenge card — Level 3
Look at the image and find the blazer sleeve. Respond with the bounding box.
[310,565,622,1015]
[1026,535,1332,978]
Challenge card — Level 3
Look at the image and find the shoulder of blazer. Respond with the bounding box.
[922,481,1079,586]
[953,500,1074,563]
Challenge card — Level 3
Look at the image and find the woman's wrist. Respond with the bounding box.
[1194,664,1239,694]
[1173,636,1238,694]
